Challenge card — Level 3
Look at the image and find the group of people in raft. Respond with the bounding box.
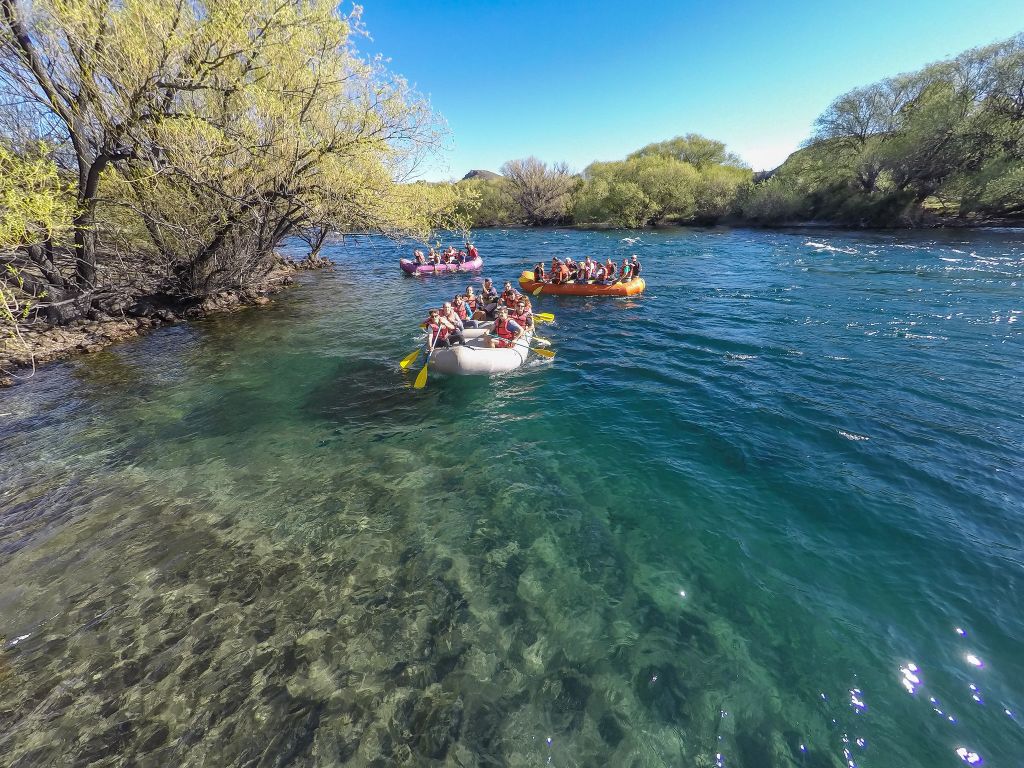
[532,254,642,284]
[413,242,480,266]
[424,277,533,350]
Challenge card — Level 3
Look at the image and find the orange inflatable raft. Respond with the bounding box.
[517,271,646,297]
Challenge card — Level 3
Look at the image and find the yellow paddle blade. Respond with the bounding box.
[399,348,421,369]
[532,335,551,345]
[532,285,543,296]
[534,312,555,322]
[532,347,555,359]
[413,363,429,388]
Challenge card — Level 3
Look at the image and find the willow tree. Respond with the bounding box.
[500,157,577,225]
[1,143,74,350]
[805,33,1024,221]
[1,0,451,304]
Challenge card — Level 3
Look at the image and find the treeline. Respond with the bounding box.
[742,32,1024,225]
[454,135,752,228]
[455,33,1024,229]
[1,0,466,334]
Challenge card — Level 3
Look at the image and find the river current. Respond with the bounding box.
[1,227,1022,767]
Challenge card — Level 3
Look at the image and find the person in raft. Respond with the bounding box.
[452,294,482,328]
[510,297,534,330]
[485,306,525,348]
[414,249,426,265]
[466,242,479,260]
[602,260,615,281]
[464,285,481,317]
[553,258,570,284]
[618,257,631,282]
[479,278,500,318]
[581,256,595,282]
[425,307,465,348]
[500,281,519,308]
[629,254,642,279]
[441,301,468,336]
[428,247,440,265]
[533,262,546,282]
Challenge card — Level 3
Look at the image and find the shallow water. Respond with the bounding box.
[1,228,1022,767]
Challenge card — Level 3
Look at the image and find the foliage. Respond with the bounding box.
[574,140,750,226]
[737,177,807,223]
[628,133,746,169]
[500,157,577,225]
[796,32,1024,224]
[455,176,523,228]
[0,143,75,250]
[1,0,452,309]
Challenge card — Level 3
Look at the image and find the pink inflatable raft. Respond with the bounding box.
[400,254,483,275]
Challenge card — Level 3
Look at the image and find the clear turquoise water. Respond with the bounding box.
[1,228,1022,767]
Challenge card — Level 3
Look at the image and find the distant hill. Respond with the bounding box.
[461,170,501,181]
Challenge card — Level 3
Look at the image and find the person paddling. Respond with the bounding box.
[618,258,631,282]
[510,298,534,330]
[425,307,465,348]
[484,306,525,348]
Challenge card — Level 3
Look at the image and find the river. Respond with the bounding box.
[1,227,1022,767]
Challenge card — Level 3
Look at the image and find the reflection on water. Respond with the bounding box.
[1,228,1023,766]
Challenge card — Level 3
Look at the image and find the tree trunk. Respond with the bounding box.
[73,213,97,288]
[73,159,108,288]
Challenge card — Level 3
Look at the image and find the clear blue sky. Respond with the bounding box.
[358,0,1023,179]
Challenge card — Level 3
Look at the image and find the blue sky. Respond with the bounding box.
[358,1,1022,179]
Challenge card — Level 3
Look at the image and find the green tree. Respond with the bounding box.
[628,133,745,169]
[455,176,523,227]
[1,0,451,310]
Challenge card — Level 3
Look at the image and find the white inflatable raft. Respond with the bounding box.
[429,329,533,375]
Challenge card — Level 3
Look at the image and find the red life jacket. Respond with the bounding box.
[510,311,530,327]
[502,291,517,308]
[493,318,515,339]
[466,296,478,311]
[425,319,449,341]
[454,303,468,320]
[468,244,478,259]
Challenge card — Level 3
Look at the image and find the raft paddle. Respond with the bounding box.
[533,312,555,323]
[399,347,421,369]
[414,329,438,389]
[530,344,555,359]
[532,285,544,297]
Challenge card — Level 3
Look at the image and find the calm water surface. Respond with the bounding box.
[1,228,1022,767]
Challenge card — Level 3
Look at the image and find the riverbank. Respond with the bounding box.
[0,253,331,388]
